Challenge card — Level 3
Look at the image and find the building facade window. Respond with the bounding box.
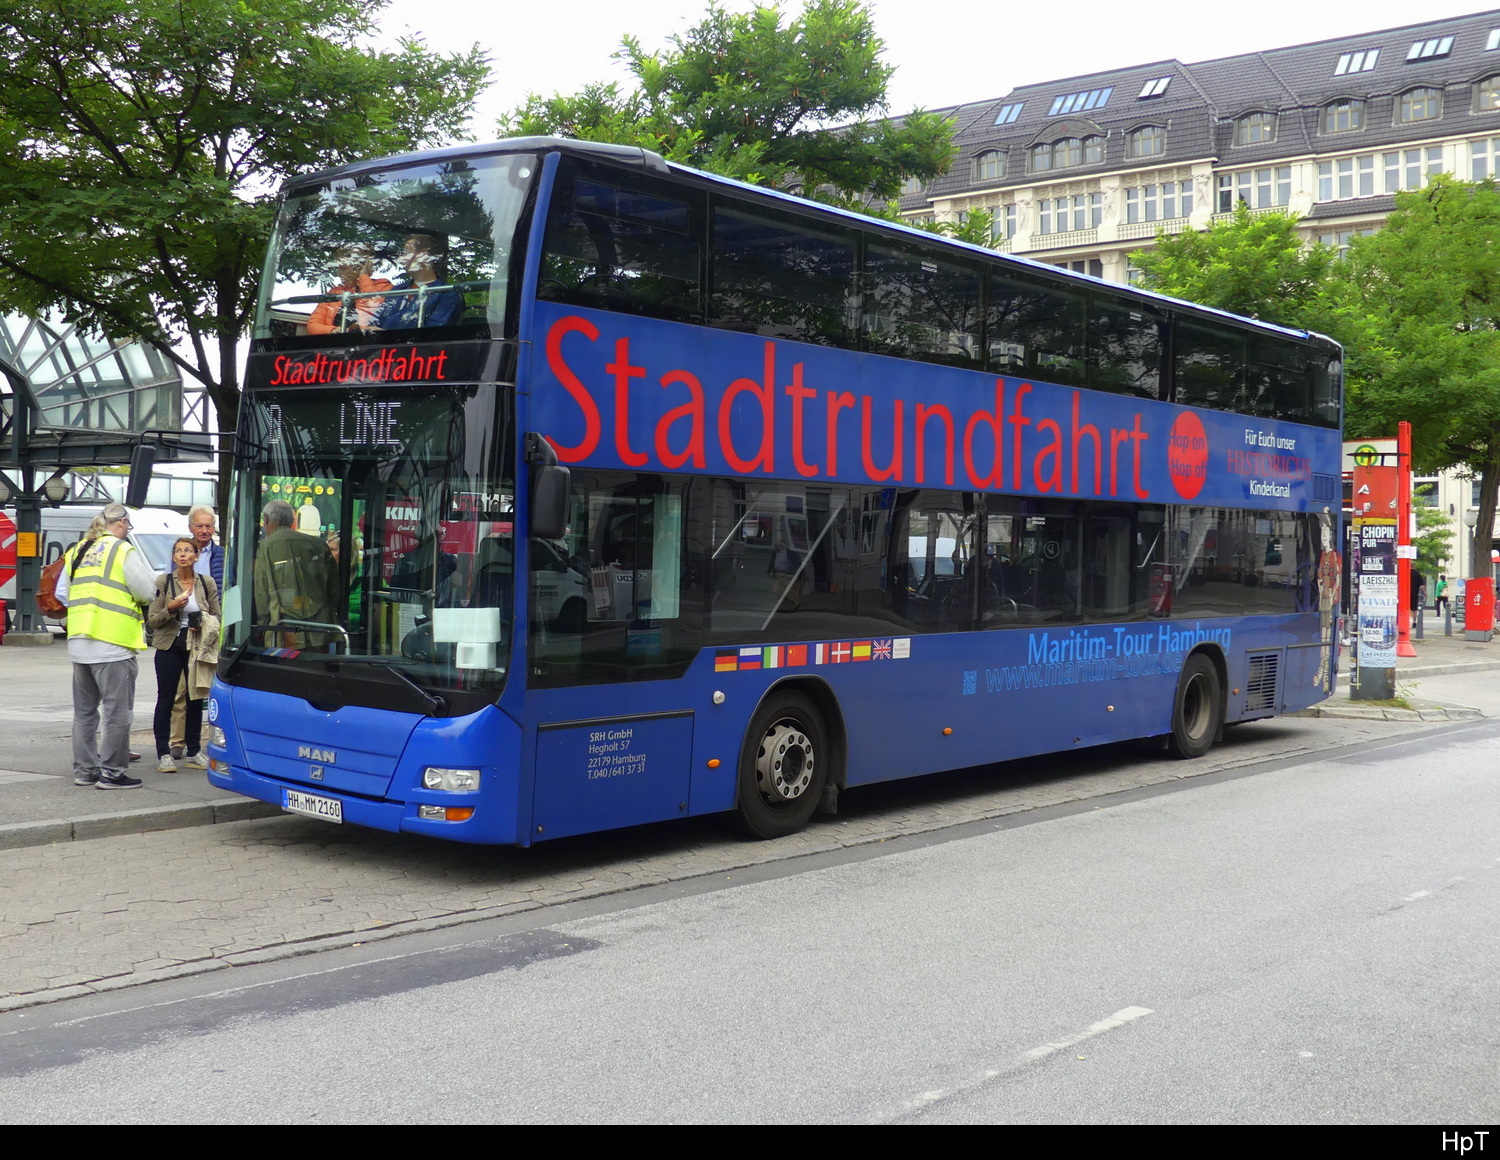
[1216,167,1291,212]
[1315,227,1376,258]
[1234,112,1277,145]
[1054,258,1104,278]
[1470,137,1500,179]
[991,203,1018,242]
[1127,126,1165,158]
[1399,87,1442,122]
[1322,100,1365,133]
[1029,136,1103,172]
[1126,181,1193,223]
[974,151,1004,181]
[1317,147,1442,200]
[1476,76,1500,112]
[1037,193,1102,234]
[901,176,925,195]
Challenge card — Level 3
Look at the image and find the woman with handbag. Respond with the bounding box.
[146,536,220,772]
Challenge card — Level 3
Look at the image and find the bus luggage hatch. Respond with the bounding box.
[532,712,693,840]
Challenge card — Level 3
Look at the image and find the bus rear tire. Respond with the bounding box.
[735,692,827,839]
[1169,654,1222,759]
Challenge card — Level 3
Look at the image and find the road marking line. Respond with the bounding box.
[882,1006,1154,1121]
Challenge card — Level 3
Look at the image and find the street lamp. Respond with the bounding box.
[41,474,69,506]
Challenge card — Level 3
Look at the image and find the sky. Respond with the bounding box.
[375,0,1500,136]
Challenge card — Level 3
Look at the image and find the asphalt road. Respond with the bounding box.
[1,712,1495,1124]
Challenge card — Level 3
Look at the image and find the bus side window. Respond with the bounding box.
[863,240,983,368]
[986,269,1086,388]
[1088,299,1163,400]
[539,165,704,324]
[710,204,857,348]
[1174,320,1246,413]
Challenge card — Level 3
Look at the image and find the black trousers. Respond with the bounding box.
[154,630,202,758]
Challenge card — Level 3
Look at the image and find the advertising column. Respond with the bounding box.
[1352,462,1398,700]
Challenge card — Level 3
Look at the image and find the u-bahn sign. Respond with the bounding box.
[1343,438,1396,474]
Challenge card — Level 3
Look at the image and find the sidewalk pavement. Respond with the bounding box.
[0,626,1494,852]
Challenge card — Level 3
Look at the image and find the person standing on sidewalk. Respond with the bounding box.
[167,506,224,757]
[147,536,220,773]
[55,503,156,789]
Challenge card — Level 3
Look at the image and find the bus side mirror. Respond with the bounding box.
[525,432,570,541]
[125,443,156,508]
[532,466,570,540]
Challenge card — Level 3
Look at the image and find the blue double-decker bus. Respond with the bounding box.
[205,137,1343,844]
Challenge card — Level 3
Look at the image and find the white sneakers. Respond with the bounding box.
[156,755,177,773]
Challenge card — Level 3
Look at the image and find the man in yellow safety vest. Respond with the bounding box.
[56,503,157,789]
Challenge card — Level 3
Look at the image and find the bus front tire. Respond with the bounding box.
[1169,654,1222,759]
[735,692,827,839]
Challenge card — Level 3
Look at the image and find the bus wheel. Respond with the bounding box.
[736,692,827,839]
[1169,654,1222,759]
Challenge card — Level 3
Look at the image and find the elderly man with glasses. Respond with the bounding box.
[54,504,157,789]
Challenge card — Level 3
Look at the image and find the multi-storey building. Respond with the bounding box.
[899,9,1500,582]
[901,10,1500,283]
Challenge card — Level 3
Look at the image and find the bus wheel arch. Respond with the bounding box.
[733,678,846,839]
[1169,647,1226,759]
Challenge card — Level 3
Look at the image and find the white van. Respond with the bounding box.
[2,505,188,631]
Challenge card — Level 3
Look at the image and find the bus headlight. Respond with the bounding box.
[422,767,481,793]
[208,725,228,749]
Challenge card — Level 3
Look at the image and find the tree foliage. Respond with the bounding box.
[0,0,488,455]
[1130,204,1336,327]
[499,0,955,205]
[1413,486,1454,582]
[1327,176,1500,575]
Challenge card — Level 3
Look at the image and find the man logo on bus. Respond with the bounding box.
[1167,411,1209,500]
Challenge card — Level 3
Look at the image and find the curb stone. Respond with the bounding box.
[0,799,282,851]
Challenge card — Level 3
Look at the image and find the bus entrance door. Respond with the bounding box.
[531,712,694,840]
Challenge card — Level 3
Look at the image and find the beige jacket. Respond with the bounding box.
[146,572,221,651]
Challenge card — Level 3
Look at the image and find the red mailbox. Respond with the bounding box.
[1467,577,1495,633]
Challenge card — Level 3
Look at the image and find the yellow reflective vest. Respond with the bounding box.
[65,537,147,651]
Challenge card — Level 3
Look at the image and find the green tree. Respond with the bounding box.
[499,0,955,206]
[1130,204,1336,327]
[0,0,488,485]
[1327,176,1500,577]
[1413,484,1454,584]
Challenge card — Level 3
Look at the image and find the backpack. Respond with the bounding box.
[35,540,84,620]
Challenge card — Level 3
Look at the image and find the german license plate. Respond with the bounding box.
[284,789,343,823]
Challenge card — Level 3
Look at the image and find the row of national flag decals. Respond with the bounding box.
[715,638,912,672]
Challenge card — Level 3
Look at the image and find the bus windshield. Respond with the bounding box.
[254,152,537,344]
[222,384,515,697]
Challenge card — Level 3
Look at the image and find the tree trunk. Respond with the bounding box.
[1471,427,1500,579]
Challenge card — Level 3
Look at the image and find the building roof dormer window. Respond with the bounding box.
[1029,136,1103,172]
[1322,99,1365,134]
[1138,77,1171,99]
[1234,111,1277,145]
[974,150,1004,181]
[1127,125,1165,157]
[994,102,1024,125]
[1399,86,1442,123]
